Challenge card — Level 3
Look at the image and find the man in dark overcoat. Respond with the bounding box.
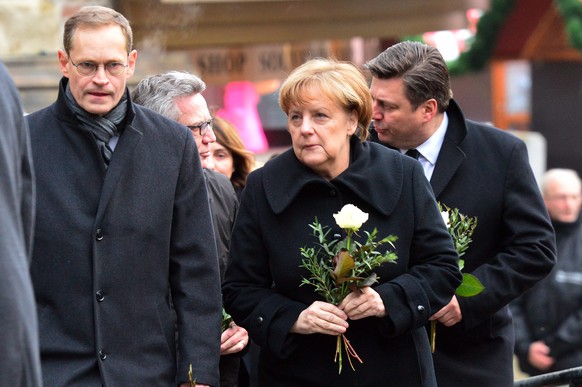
[26,6,221,386]
[0,61,42,386]
[366,41,556,386]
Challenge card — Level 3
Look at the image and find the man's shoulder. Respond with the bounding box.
[131,103,188,133]
[204,169,236,196]
[465,120,523,144]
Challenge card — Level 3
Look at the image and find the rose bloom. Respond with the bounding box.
[333,204,369,231]
[441,211,450,227]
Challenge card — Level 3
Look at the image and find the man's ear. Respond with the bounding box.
[421,99,438,123]
[58,50,70,78]
[126,49,138,78]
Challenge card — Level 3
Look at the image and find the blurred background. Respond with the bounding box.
[2,0,581,182]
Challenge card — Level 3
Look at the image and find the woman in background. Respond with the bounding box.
[209,115,255,197]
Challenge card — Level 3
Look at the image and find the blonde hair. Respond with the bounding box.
[278,58,372,141]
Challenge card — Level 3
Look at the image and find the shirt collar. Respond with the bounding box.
[408,112,449,166]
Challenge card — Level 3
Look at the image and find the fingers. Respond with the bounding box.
[429,296,462,326]
[291,301,348,335]
[339,287,386,320]
[220,325,249,355]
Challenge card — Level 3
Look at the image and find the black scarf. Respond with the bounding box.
[65,84,128,168]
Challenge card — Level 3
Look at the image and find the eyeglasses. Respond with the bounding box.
[188,118,213,137]
[68,57,128,77]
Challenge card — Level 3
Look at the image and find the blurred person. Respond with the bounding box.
[0,61,42,387]
[222,58,462,386]
[133,70,249,387]
[26,6,221,386]
[206,115,256,385]
[209,115,255,197]
[366,41,556,386]
[512,168,582,376]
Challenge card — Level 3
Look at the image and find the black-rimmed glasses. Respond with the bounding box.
[68,57,129,77]
[188,118,213,137]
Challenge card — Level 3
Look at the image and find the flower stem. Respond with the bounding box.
[334,333,363,373]
[430,321,437,353]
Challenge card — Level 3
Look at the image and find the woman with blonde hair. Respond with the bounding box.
[222,58,461,386]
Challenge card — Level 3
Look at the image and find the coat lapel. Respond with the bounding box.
[94,123,143,223]
[430,100,467,198]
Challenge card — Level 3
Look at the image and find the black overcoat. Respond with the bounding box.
[0,62,42,387]
[27,78,222,386]
[222,139,462,386]
[404,100,556,386]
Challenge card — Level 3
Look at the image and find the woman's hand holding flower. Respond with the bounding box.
[291,301,349,335]
[339,286,386,320]
[220,322,249,355]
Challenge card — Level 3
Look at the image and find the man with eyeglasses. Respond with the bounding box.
[25,6,221,387]
[133,71,249,387]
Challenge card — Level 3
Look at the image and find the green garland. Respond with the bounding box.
[447,0,516,75]
[555,0,582,52]
[401,0,516,75]
[401,0,582,75]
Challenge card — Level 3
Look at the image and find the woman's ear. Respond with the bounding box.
[347,109,358,136]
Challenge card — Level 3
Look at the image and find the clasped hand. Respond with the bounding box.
[220,322,249,355]
[429,295,462,326]
[291,287,386,335]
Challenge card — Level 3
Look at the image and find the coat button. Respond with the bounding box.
[99,349,107,360]
[329,189,337,197]
[417,305,425,312]
[96,290,105,302]
[256,316,264,326]
[96,229,103,241]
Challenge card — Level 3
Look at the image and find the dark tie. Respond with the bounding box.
[405,149,420,160]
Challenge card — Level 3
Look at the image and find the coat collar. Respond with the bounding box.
[54,78,143,223]
[55,77,136,127]
[263,137,404,216]
[430,99,467,197]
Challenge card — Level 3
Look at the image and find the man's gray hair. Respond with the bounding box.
[132,71,206,121]
[541,168,582,196]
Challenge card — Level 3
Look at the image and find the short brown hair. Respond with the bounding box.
[63,5,133,55]
[279,58,372,141]
[365,41,452,113]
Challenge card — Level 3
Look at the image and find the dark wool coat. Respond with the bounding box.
[222,138,462,386]
[373,100,557,386]
[512,216,582,376]
[0,62,42,387]
[27,78,222,387]
[203,168,243,387]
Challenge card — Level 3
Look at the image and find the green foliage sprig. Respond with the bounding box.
[430,203,483,353]
[299,204,398,373]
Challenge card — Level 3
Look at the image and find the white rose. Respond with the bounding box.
[441,211,450,227]
[333,204,369,231]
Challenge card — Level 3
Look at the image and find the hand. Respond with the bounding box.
[338,286,386,320]
[290,301,348,335]
[429,295,462,326]
[220,322,249,355]
[528,341,555,371]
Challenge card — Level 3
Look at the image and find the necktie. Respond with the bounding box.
[405,149,420,160]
